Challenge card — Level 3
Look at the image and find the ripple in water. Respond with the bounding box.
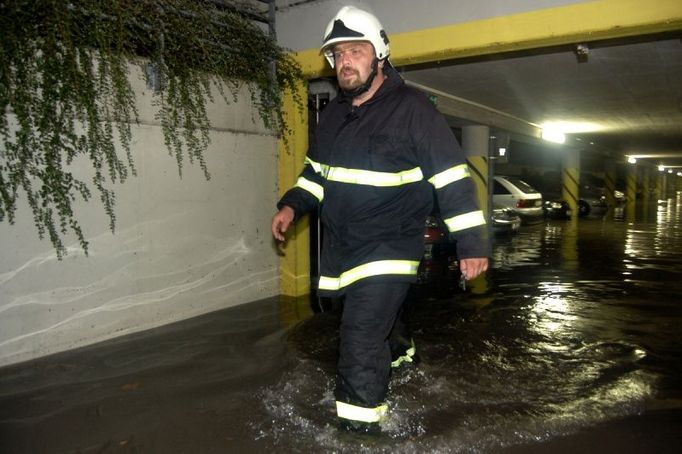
[250,320,657,453]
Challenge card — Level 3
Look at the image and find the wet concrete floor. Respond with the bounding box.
[1,197,681,453]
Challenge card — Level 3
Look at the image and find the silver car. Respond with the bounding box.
[493,176,544,224]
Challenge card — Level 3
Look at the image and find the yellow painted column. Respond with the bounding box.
[278,294,314,328]
[561,221,579,270]
[626,163,638,220]
[655,168,664,201]
[462,125,490,294]
[641,166,652,216]
[562,150,579,269]
[604,160,618,210]
[278,81,310,297]
[562,149,580,221]
[462,126,490,219]
[661,172,668,200]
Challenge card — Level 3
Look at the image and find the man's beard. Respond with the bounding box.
[338,58,379,98]
[338,69,362,91]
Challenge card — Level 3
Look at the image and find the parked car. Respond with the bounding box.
[525,172,610,219]
[417,214,458,285]
[543,197,571,219]
[491,206,522,234]
[539,191,607,219]
[578,184,608,217]
[417,206,520,284]
[493,175,544,224]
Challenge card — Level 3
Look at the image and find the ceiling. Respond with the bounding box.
[401,33,682,170]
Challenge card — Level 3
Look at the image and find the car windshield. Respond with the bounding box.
[507,177,539,194]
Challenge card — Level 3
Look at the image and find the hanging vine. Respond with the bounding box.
[0,0,303,258]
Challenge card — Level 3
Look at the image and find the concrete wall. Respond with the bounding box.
[276,0,588,52]
[0,65,280,367]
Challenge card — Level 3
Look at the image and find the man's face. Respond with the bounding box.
[331,41,376,92]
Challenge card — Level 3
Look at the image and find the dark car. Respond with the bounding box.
[417,207,519,285]
[541,187,608,218]
[542,195,571,219]
[526,172,610,219]
[578,185,608,217]
[417,214,459,285]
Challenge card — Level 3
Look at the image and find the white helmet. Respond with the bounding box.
[320,6,390,68]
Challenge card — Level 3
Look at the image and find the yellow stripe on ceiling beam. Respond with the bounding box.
[293,0,682,77]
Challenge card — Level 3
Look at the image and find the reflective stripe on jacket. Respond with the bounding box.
[279,65,487,295]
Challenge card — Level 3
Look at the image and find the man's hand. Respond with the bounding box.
[271,206,295,242]
[460,257,488,281]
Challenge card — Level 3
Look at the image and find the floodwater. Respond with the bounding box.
[1,197,681,453]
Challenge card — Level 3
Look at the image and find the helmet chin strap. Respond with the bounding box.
[341,58,380,98]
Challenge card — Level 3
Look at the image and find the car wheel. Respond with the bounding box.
[578,200,590,217]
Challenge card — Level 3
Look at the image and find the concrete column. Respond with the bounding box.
[462,125,490,219]
[462,125,490,294]
[655,169,664,201]
[641,166,651,201]
[604,160,618,209]
[561,222,579,270]
[278,81,310,297]
[640,166,652,216]
[562,149,580,220]
[626,163,638,221]
[662,172,669,200]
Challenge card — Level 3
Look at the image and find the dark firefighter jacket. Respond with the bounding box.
[278,65,488,296]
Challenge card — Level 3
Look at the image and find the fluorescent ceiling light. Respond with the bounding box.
[627,156,637,164]
[541,126,566,144]
[541,121,604,133]
[540,120,606,144]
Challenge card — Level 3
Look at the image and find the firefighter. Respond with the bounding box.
[271,5,489,432]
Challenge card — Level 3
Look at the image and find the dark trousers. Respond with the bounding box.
[335,281,411,410]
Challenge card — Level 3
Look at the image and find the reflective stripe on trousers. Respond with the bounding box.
[335,282,411,423]
[336,401,388,423]
[390,338,416,368]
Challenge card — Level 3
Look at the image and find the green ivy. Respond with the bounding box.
[0,0,303,258]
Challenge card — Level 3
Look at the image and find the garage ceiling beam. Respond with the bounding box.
[292,0,682,77]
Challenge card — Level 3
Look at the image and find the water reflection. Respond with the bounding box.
[529,282,576,334]
[255,198,682,452]
[1,198,680,453]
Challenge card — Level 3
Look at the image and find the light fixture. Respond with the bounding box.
[575,43,589,63]
[541,125,566,144]
[627,156,637,164]
[659,165,666,171]
[499,147,507,157]
[668,169,674,174]
[678,172,682,177]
